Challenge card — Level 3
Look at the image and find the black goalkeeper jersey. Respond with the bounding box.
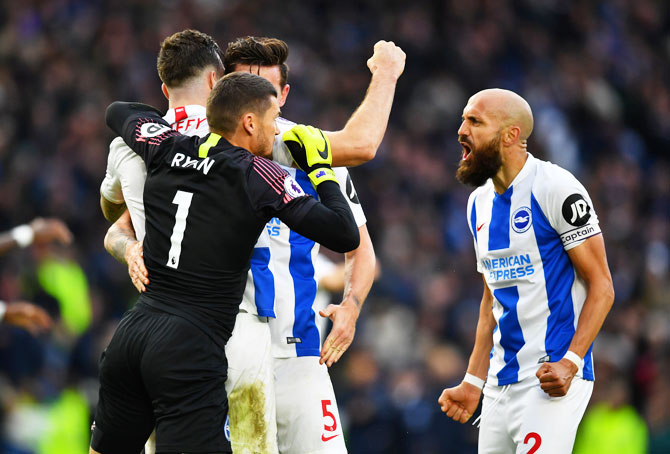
[105,102,359,348]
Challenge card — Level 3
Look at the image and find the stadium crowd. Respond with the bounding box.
[0,0,668,452]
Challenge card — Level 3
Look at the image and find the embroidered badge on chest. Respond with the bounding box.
[511,206,532,233]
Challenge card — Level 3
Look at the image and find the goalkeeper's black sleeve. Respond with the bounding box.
[279,181,360,253]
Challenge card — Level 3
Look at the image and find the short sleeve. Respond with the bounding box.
[247,155,316,222]
[100,136,148,240]
[540,166,601,251]
[333,167,366,227]
[100,137,125,204]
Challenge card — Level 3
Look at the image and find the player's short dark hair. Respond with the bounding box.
[207,72,277,135]
[223,37,289,87]
[157,29,224,88]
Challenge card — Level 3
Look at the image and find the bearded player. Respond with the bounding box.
[438,89,614,454]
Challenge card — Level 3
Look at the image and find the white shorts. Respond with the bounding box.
[274,356,347,454]
[225,310,278,454]
[478,375,593,454]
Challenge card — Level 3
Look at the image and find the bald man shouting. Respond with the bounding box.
[439,89,614,453]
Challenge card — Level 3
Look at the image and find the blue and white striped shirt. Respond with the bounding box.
[468,154,601,385]
[241,118,366,358]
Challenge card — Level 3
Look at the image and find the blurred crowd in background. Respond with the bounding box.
[0,0,668,452]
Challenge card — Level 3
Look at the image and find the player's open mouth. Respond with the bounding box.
[460,142,472,160]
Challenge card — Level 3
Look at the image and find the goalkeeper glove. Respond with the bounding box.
[282,125,337,188]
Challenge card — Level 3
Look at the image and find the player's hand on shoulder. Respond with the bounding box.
[438,382,481,424]
[30,218,73,246]
[282,125,337,188]
[536,359,578,397]
[126,240,149,293]
[3,301,53,335]
[283,124,332,168]
[367,40,406,80]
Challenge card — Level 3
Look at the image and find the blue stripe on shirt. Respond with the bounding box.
[494,285,524,385]
[470,196,478,242]
[289,170,321,356]
[531,194,593,380]
[250,246,276,317]
[489,187,513,251]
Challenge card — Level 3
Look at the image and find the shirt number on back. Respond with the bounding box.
[167,190,193,269]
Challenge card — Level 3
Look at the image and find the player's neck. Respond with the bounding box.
[224,130,253,152]
[492,151,529,194]
[167,95,207,110]
[165,86,209,111]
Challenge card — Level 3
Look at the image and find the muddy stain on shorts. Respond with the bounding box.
[228,381,270,454]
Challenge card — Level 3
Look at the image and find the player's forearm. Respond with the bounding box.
[105,101,164,140]
[341,225,375,315]
[292,182,360,253]
[326,72,399,167]
[467,290,496,379]
[104,214,138,264]
[0,223,37,254]
[100,195,127,223]
[0,232,22,255]
[568,277,614,358]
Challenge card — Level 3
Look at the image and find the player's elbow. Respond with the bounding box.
[103,228,114,255]
[594,277,615,312]
[330,223,360,253]
[105,102,124,130]
[356,142,379,164]
[349,141,379,165]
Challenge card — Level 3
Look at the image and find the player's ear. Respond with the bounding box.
[208,70,217,90]
[503,126,520,146]
[161,83,170,101]
[242,113,256,136]
[278,84,290,108]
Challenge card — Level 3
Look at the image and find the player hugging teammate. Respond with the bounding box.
[95,29,405,454]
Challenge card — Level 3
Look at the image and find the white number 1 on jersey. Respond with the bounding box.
[167,190,193,269]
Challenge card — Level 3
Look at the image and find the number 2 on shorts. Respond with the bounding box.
[167,190,193,269]
[524,432,542,454]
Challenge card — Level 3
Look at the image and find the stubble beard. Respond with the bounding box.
[254,125,274,158]
[456,133,503,187]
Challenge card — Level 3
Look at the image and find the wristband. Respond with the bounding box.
[562,350,582,369]
[463,372,485,390]
[11,225,34,248]
[308,168,338,187]
[0,300,6,321]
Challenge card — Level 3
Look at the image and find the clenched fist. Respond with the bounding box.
[438,382,482,424]
[367,40,406,81]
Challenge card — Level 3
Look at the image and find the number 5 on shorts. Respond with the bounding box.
[321,400,337,432]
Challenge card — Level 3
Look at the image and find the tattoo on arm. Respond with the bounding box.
[100,197,127,223]
[104,223,136,264]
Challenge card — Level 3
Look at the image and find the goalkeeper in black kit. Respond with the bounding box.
[90,72,359,454]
